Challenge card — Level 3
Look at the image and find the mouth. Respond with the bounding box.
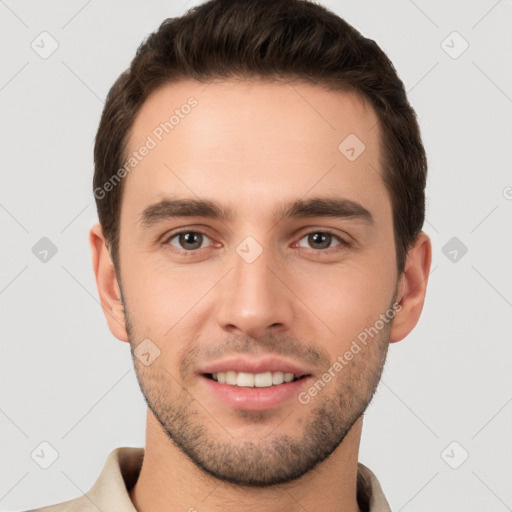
[204,371,309,388]
[197,356,314,410]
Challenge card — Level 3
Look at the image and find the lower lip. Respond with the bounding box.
[199,375,312,411]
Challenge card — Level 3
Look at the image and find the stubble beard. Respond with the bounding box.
[123,297,391,487]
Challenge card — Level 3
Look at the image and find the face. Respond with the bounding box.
[115,79,400,485]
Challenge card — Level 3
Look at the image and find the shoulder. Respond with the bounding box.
[21,494,92,512]
[20,446,144,512]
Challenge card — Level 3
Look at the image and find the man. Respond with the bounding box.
[30,0,431,510]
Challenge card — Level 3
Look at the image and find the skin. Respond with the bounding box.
[90,78,431,512]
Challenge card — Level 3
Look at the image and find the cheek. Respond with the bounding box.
[290,262,393,341]
[123,258,221,333]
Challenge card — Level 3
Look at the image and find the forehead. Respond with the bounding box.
[122,78,387,224]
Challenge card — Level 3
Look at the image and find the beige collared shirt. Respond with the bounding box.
[27,447,391,512]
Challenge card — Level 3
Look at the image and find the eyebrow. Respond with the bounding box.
[139,196,374,228]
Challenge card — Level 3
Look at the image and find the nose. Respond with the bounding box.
[215,243,295,340]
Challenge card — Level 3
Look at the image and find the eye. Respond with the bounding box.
[296,230,347,251]
[166,230,212,251]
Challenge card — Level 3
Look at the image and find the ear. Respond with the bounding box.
[89,223,129,342]
[390,231,432,343]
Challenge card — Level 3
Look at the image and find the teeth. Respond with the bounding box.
[272,371,284,385]
[226,370,237,385]
[237,372,254,387]
[254,371,272,387]
[211,371,299,387]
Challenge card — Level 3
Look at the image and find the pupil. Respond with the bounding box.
[181,232,201,249]
[310,232,330,249]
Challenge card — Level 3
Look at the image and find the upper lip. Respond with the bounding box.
[198,356,312,377]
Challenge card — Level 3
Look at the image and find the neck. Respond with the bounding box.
[129,410,363,512]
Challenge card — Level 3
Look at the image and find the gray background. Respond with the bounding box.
[1,0,511,510]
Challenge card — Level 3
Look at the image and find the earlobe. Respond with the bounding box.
[89,223,129,343]
[390,231,432,343]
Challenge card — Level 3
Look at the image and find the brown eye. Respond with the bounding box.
[167,231,210,251]
[297,231,345,251]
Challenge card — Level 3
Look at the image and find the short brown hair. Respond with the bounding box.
[93,0,427,273]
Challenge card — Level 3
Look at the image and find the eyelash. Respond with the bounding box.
[162,228,350,256]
